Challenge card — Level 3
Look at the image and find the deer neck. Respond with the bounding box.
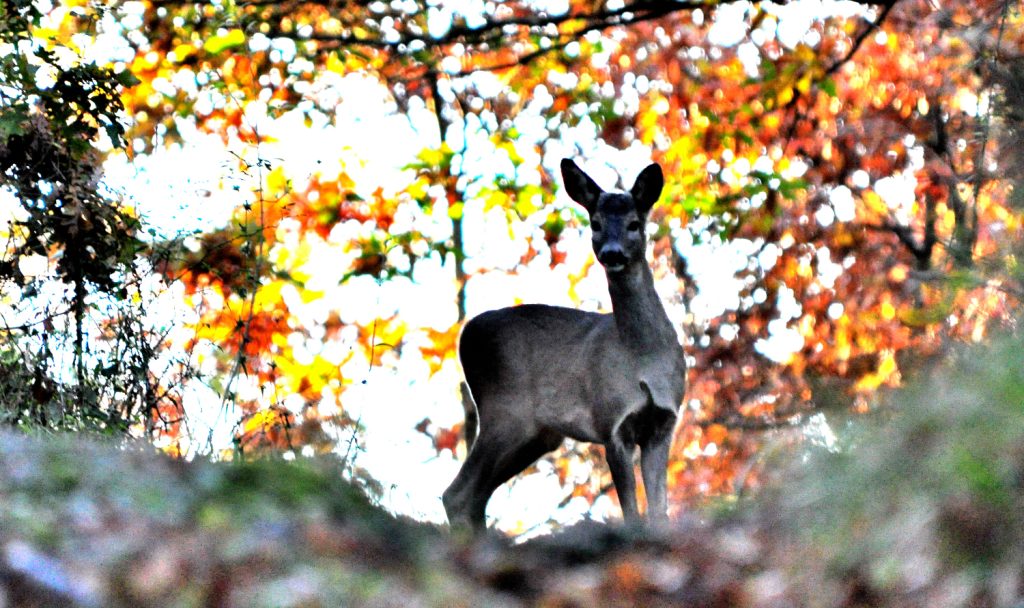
[606,263,677,354]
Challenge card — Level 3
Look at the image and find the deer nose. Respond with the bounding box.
[598,247,627,269]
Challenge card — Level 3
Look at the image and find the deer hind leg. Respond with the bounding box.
[442,437,497,531]
[443,425,561,531]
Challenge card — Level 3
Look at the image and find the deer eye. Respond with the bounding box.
[591,220,603,233]
[627,220,643,232]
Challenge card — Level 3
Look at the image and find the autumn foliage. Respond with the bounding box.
[6,0,1023,527]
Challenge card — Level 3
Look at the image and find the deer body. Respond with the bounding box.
[443,159,686,531]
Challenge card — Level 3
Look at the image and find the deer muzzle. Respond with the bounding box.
[598,247,628,272]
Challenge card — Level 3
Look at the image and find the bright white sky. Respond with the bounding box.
[103,81,672,531]
[3,0,871,535]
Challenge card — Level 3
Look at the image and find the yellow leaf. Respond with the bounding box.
[417,143,453,168]
[448,201,464,220]
[514,190,539,217]
[880,299,896,321]
[854,351,899,392]
[326,52,346,75]
[243,409,280,435]
[406,176,429,201]
[420,326,460,376]
[172,43,196,62]
[484,190,508,211]
[266,166,288,194]
[682,439,702,460]
[204,29,246,55]
[777,86,794,106]
[862,190,887,216]
[796,73,813,95]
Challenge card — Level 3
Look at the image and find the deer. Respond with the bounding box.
[442,158,687,532]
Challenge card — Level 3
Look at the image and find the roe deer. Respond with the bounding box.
[442,159,687,531]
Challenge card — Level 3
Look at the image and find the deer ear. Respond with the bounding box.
[630,163,664,216]
[561,159,603,215]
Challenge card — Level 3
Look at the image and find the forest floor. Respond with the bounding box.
[2,337,1023,607]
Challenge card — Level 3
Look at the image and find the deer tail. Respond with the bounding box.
[459,381,478,453]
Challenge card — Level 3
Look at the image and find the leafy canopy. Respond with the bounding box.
[2,0,1022,529]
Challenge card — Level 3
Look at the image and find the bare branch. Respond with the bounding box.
[152,0,898,80]
[858,221,928,264]
[825,0,900,76]
[694,414,802,432]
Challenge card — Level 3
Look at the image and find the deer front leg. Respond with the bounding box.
[640,412,677,524]
[640,436,671,524]
[605,435,640,524]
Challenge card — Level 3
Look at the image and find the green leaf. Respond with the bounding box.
[0,106,29,138]
[778,177,808,200]
[104,122,126,149]
[900,301,951,327]
[953,447,1011,508]
[114,69,141,88]
[820,77,837,98]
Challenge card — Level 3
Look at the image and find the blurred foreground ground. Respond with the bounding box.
[1,337,1023,607]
